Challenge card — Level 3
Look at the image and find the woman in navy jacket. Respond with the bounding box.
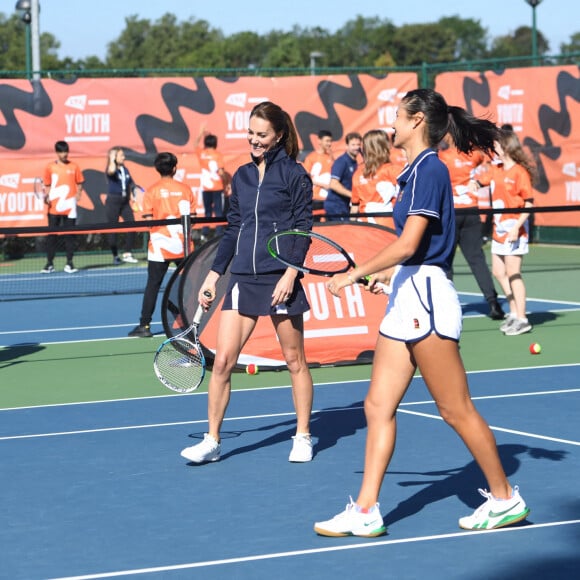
[181,101,315,465]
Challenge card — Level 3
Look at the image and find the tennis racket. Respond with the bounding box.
[34,177,47,202]
[267,229,391,293]
[153,298,208,393]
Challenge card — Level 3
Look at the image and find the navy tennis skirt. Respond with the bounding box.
[222,273,310,316]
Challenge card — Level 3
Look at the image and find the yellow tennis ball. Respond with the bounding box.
[246,363,259,375]
[529,343,541,355]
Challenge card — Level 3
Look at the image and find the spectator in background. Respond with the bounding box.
[41,140,84,274]
[195,126,229,242]
[128,152,195,338]
[105,146,139,265]
[472,128,536,335]
[324,132,362,221]
[438,134,505,320]
[351,129,404,229]
[302,129,334,211]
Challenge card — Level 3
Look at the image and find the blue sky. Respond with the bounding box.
[19,0,580,60]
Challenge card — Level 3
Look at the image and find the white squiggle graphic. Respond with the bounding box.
[364,181,395,223]
[48,173,77,218]
[148,222,183,261]
[200,160,221,190]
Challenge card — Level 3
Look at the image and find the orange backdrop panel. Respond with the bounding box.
[1,74,418,228]
[436,66,580,227]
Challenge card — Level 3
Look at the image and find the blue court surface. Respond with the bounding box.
[1,364,579,579]
[1,290,578,346]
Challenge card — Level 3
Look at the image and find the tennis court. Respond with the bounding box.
[1,244,579,579]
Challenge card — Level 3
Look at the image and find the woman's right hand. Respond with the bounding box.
[198,271,220,310]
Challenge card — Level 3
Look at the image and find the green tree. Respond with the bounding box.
[0,13,61,73]
[489,26,549,58]
[391,23,457,66]
[327,16,396,67]
[560,32,580,54]
[437,16,489,61]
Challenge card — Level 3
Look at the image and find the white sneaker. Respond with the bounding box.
[314,497,386,537]
[499,313,517,333]
[180,433,221,463]
[504,318,532,336]
[289,433,313,462]
[122,252,138,263]
[64,264,78,273]
[459,486,530,530]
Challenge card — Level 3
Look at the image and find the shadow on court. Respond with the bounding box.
[381,444,568,527]
[184,401,367,462]
[470,499,580,580]
[0,342,44,368]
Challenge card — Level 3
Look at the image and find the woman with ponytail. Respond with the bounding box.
[181,101,315,465]
[315,89,530,537]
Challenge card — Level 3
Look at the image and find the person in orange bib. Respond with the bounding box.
[351,130,404,230]
[128,152,195,338]
[41,140,84,274]
[438,134,504,320]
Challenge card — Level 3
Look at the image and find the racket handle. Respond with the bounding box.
[193,305,204,325]
[193,290,213,324]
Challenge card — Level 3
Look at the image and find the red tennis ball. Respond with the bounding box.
[246,363,259,375]
[529,343,542,355]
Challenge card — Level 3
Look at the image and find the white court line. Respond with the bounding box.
[1,387,579,445]
[1,363,579,413]
[48,519,580,580]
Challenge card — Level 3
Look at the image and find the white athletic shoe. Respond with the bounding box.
[459,486,530,530]
[504,318,532,336]
[122,252,139,264]
[314,497,386,537]
[499,313,517,333]
[289,433,313,462]
[180,433,221,463]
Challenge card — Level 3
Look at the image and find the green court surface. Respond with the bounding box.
[1,243,579,409]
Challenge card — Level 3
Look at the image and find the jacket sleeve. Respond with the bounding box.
[288,163,313,264]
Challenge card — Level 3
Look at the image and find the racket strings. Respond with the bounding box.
[154,339,204,393]
[302,237,351,274]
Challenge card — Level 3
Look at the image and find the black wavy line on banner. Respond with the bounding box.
[461,72,493,115]
[0,80,52,150]
[124,78,224,166]
[523,70,580,194]
[294,75,368,151]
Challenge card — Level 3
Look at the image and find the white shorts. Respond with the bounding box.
[379,265,462,343]
[491,237,529,256]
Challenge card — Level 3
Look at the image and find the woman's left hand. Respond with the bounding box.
[272,270,296,306]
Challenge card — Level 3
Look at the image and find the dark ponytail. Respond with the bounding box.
[402,89,499,157]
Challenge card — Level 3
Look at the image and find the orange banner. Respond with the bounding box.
[196,222,397,368]
[436,65,580,227]
[0,74,417,228]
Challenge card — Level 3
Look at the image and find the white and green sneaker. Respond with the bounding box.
[314,497,386,537]
[459,486,530,530]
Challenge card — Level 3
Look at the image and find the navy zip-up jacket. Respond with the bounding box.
[211,146,313,276]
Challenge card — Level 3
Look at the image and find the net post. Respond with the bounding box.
[178,200,192,258]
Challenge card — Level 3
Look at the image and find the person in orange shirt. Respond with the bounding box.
[302,129,334,211]
[41,140,84,274]
[128,152,195,338]
[438,134,504,320]
[350,130,403,229]
[473,129,536,336]
[195,127,229,242]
